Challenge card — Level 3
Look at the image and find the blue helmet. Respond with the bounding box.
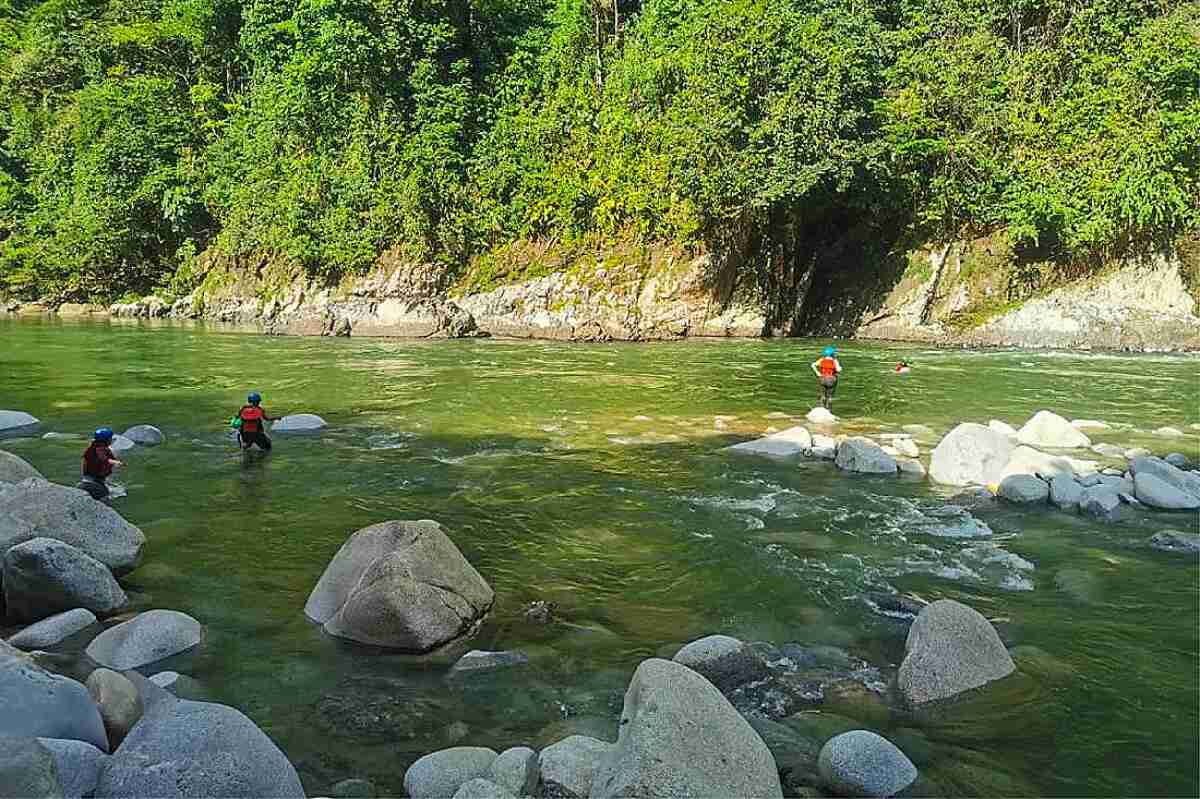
[823,346,836,357]
[247,392,262,405]
[94,427,114,442]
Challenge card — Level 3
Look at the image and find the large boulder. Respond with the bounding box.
[7,608,98,650]
[540,736,612,799]
[997,475,1049,504]
[107,435,136,455]
[3,538,128,623]
[37,738,106,799]
[806,407,838,425]
[1150,531,1200,554]
[1016,411,1091,449]
[453,779,516,799]
[0,651,108,750]
[0,736,64,798]
[85,610,203,670]
[304,520,494,652]
[1134,473,1200,511]
[897,600,1015,706]
[272,414,327,433]
[835,438,897,474]
[488,746,538,797]
[894,437,920,458]
[929,424,1014,486]
[987,420,1017,436]
[121,425,164,446]
[0,449,42,483]
[0,480,145,574]
[590,658,783,798]
[0,410,40,437]
[809,434,838,460]
[817,730,917,798]
[94,694,304,798]
[1048,475,1083,511]
[86,669,143,749]
[725,426,812,457]
[403,747,499,799]
[997,445,1095,482]
[1080,486,1122,521]
[672,634,769,691]
[1128,457,1200,502]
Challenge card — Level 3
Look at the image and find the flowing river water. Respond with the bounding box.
[1,318,1197,797]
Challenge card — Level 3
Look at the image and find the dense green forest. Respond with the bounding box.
[0,0,1196,301]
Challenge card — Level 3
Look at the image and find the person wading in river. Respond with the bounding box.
[234,392,280,451]
[80,427,124,500]
[811,346,843,410]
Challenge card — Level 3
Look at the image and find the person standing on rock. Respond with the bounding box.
[811,346,842,410]
[79,427,124,500]
[234,392,280,452]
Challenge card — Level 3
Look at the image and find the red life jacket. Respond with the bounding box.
[817,357,839,377]
[82,443,114,478]
[239,405,266,433]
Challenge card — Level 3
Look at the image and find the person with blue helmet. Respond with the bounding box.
[810,346,843,410]
[79,427,124,500]
[233,392,279,451]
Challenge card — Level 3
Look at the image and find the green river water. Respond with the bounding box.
[1,318,1198,797]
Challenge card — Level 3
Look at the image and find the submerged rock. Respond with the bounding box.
[85,610,203,670]
[272,414,327,433]
[818,730,917,798]
[94,694,304,798]
[672,634,769,691]
[304,520,494,652]
[449,649,529,677]
[1071,419,1110,431]
[590,658,783,798]
[3,538,128,623]
[997,475,1048,504]
[898,459,927,477]
[404,747,499,799]
[1091,442,1125,458]
[0,410,40,436]
[1153,426,1184,437]
[726,426,812,457]
[0,650,108,750]
[1016,410,1090,449]
[929,423,1014,486]
[6,608,98,650]
[835,438,897,474]
[541,736,612,799]
[0,480,145,575]
[1134,472,1200,511]
[1055,569,1102,604]
[902,424,935,437]
[897,599,1015,706]
[0,449,42,483]
[121,425,164,446]
[1149,531,1200,555]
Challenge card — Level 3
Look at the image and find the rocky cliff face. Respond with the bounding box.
[7,239,1198,351]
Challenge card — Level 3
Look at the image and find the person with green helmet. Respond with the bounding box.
[810,346,843,410]
[233,392,280,451]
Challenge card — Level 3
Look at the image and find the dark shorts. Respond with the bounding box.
[819,376,838,389]
[240,430,273,451]
[78,476,109,500]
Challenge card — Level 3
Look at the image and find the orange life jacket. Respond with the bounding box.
[817,357,838,378]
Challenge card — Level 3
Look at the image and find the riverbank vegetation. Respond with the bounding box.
[0,0,1196,301]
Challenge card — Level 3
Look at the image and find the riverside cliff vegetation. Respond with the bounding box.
[0,0,1196,301]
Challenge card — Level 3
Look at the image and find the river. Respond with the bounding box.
[1,317,1197,796]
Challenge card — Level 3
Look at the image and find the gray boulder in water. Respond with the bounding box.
[0,650,108,750]
[1164,453,1189,468]
[1149,531,1200,554]
[0,449,42,483]
[6,608,98,650]
[1129,457,1200,502]
[0,410,40,437]
[305,520,494,652]
[540,736,612,799]
[589,658,783,798]
[897,599,1014,706]
[488,746,539,798]
[725,426,812,457]
[818,730,917,798]
[272,413,327,433]
[929,423,1014,486]
[107,435,136,455]
[1016,410,1091,449]
[453,779,516,799]
[449,649,529,677]
[835,438,898,474]
[997,474,1049,504]
[121,425,164,446]
[0,737,64,799]
[0,480,145,575]
[3,538,128,623]
[85,610,203,670]
[1134,472,1200,511]
[93,693,304,798]
[1079,486,1122,520]
[404,747,499,799]
[1049,475,1083,510]
[37,737,106,799]
[672,634,769,691]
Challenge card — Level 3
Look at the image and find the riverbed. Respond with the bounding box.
[1,317,1197,796]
